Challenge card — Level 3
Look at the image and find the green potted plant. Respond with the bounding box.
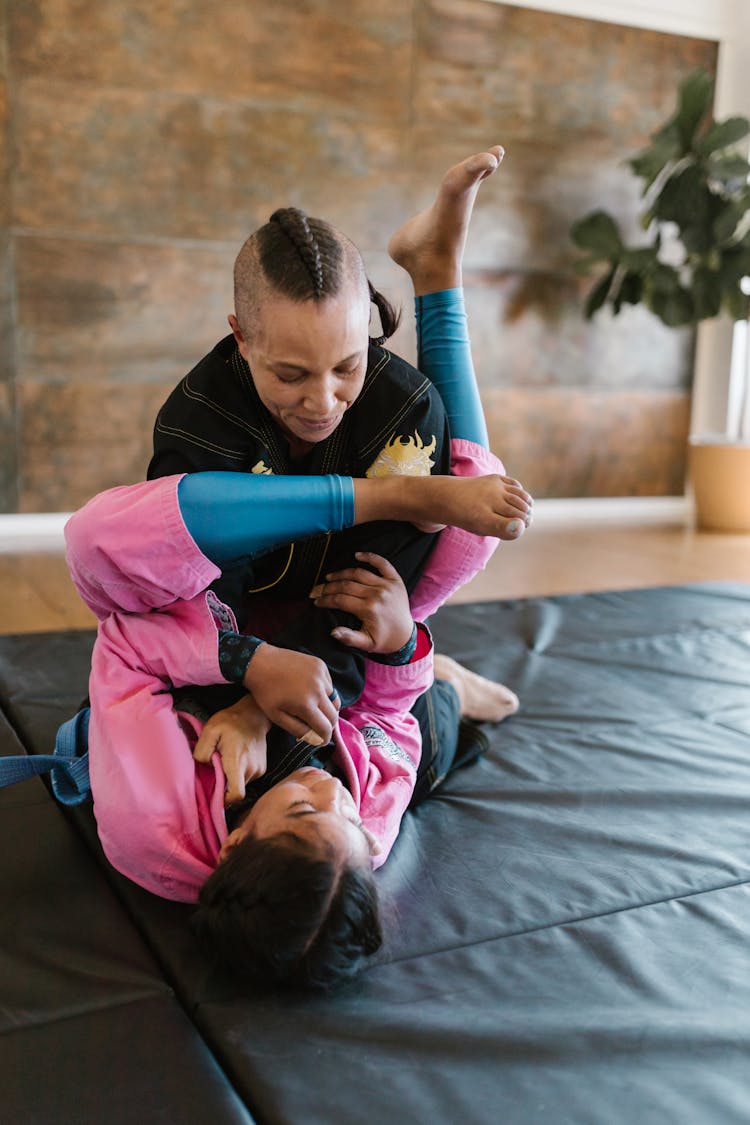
[571,69,750,531]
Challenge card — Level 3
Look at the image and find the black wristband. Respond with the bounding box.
[367,622,418,666]
[218,629,265,683]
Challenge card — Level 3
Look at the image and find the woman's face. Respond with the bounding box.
[220,767,381,867]
[229,289,370,450]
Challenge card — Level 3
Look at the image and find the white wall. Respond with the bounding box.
[482,0,736,39]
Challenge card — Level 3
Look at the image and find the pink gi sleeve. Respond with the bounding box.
[88,593,230,902]
[410,439,505,621]
[333,636,434,869]
[65,475,219,620]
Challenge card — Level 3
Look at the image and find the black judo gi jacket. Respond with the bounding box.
[148,334,451,710]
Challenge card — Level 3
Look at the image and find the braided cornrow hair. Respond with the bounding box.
[268,208,328,299]
[254,206,401,343]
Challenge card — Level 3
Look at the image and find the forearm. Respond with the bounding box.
[178,471,355,564]
[340,639,435,868]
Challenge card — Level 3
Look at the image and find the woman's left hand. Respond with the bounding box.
[192,694,271,806]
[310,551,414,655]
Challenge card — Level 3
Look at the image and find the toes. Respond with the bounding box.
[454,148,505,188]
[499,518,525,541]
[497,689,520,715]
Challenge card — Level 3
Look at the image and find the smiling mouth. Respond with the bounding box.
[297,416,339,431]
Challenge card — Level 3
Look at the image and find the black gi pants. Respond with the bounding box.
[408,679,489,808]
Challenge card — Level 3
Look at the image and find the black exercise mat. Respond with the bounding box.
[1,582,749,1124]
[0,709,253,1125]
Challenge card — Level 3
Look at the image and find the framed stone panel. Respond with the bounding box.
[0,0,724,509]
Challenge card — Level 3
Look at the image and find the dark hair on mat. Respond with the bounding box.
[235,206,400,343]
[191,830,383,991]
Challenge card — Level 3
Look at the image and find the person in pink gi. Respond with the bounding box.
[65,148,533,988]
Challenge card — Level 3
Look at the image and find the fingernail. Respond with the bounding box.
[309,585,323,598]
[507,519,522,535]
[301,729,326,747]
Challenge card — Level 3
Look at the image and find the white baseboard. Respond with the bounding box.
[530,495,691,527]
[0,496,692,553]
[0,513,73,553]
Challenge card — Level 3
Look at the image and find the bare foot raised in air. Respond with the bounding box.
[388,146,504,295]
[434,653,519,722]
[389,146,532,542]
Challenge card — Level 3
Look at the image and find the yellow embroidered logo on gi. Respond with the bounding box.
[365,432,436,479]
[251,459,273,475]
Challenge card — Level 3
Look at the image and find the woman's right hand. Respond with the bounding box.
[242,644,340,746]
[192,694,271,806]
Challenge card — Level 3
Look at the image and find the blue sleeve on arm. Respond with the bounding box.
[178,471,355,564]
[416,288,489,448]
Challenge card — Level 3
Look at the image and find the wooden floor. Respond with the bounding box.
[2,520,749,635]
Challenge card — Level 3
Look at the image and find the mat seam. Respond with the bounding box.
[0,985,178,1040]
[382,872,750,969]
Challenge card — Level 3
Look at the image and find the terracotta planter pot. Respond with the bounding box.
[689,436,750,532]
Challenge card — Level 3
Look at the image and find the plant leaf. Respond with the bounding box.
[629,133,680,190]
[719,245,750,287]
[707,153,750,186]
[644,263,695,325]
[584,265,617,318]
[712,193,750,244]
[622,246,658,272]
[614,271,644,312]
[724,286,750,321]
[570,211,623,259]
[648,284,695,326]
[674,69,714,150]
[692,265,722,319]
[682,216,723,256]
[696,115,750,156]
[650,262,682,293]
[653,165,715,245]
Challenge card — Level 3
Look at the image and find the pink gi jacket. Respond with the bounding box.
[66,440,503,901]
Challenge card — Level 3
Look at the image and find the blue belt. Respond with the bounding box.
[0,707,91,806]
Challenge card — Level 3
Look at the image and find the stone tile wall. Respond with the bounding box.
[1,0,17,511]
[1,0,716,511]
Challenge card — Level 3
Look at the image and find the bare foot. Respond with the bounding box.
[388,146,505,295]
[434,653,519,722]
